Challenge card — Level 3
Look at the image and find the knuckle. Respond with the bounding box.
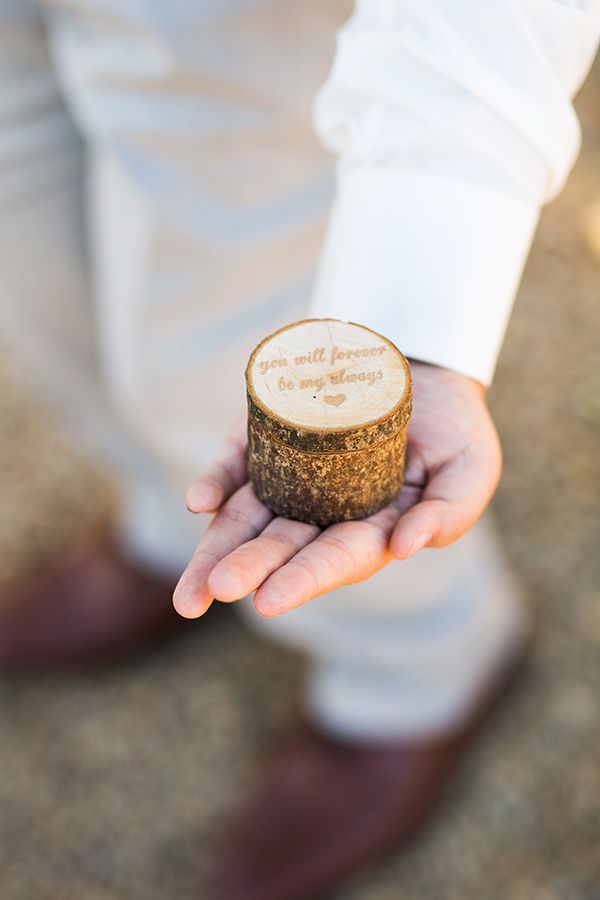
[319,533,358,578]
[263,530,295,554]
[222,505,253,531]
[286,556,323,597]
[201,472,223,496]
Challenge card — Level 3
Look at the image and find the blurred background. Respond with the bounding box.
[0,34,599,900]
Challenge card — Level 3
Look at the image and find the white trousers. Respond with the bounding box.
[0,0,527,738]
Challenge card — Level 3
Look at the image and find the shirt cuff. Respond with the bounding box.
[307,168,540,386]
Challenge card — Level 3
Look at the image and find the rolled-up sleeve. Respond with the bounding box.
[308,0,600,384]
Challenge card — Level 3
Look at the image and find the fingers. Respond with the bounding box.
[389,443,501,559]
[186,413,248,513]
[207,517,321,601]
[252,499,403,617]
[173,481,273,618]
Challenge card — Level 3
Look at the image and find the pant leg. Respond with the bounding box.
[0,0,220,579]
[42,0,350,573]
[0,0,102,443]
[43,0,527,737]
[242,514,530,739]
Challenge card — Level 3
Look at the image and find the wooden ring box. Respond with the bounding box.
[245,318,412,527]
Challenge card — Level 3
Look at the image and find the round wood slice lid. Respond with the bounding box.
[245,318,411,453]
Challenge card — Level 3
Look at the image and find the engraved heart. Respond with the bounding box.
[324,393,346,407]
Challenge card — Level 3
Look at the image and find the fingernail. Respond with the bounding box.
[255,604,280,618]
[173,599,197,618]
[406,531,432,559]
[187,484,219,510]
[255,599,286,618]
[173,586,198,618]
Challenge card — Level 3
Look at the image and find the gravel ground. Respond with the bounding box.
[1,63,599,900]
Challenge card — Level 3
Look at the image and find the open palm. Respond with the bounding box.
[173,361,501,618]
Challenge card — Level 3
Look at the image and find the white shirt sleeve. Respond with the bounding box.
[307,0,600,385]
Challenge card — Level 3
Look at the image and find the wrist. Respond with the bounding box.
[407,359,488,402]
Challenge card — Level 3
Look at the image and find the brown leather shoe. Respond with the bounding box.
[211,638,530,900]
[0,536,182,667]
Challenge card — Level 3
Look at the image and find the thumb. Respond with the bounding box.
[390,444,501,559]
